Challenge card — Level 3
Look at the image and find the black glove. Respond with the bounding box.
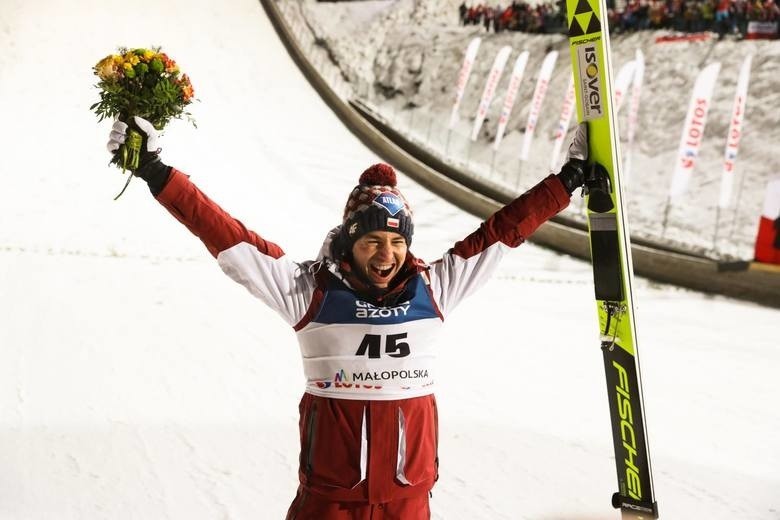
[556,122,589,195]
[558,158,587,195]
[107,116,171,195]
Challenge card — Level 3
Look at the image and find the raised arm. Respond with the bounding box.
[105,117,315,326]
[428,174,571,316]
[428,123,589,317]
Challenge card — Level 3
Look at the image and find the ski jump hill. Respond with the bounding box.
[260,0,780,309]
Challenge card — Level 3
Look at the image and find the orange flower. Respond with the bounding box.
[160,53,179,74]
[180,75,194,101]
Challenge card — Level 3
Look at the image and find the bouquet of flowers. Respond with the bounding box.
[90,47,196,198]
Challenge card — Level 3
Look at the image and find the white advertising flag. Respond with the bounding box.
[549,74,575,171]
[624,49,645,184]
[471,45,512,141]
[719,54,753,208]
[493,50,529,150]
[449,37,482,129]
[519,50,558,161]
[613,60,637,115]
[669,62,721,200]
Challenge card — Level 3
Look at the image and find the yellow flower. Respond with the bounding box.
[143,49,155,61]
[95,55,119,80]
[112,54,123,65]
[123,52,140,66]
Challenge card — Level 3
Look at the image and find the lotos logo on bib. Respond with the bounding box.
[373,192,405,216]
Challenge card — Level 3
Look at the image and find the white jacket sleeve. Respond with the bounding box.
[428,174,570,317]
[155,168,317,326]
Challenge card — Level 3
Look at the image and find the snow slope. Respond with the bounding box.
[299,0,780,260]
[0,0,778,519]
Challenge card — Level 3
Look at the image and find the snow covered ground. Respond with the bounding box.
[0,0,778,519]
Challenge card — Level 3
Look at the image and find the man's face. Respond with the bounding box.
[350,231,408,288]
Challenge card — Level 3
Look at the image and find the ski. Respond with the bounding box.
[564,0,659,518]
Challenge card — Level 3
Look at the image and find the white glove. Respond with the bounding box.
[106,116,160,154]
[566,122,588,162]
[556,123,590,195]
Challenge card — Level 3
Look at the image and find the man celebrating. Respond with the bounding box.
[106,117,589,519]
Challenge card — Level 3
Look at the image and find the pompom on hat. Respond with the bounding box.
[337,163,414,255]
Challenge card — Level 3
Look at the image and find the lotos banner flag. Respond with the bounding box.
[613,60,637,115]
[471,45,512,141]
[624,49,645,185]
[549,74,575,171]
[719,54,753,209]
[669,62,721,200]
[519,50,558,161]
[449,37,482,129]
[493,50,529,150]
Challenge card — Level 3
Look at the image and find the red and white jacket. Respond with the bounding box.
[155,169,570,504]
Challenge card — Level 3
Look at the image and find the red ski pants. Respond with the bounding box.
[285,487,431,520]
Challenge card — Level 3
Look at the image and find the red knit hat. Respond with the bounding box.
[339,163,414,252]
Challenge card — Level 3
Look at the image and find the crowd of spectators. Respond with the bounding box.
[458,0,780,38]
[459,2,564,33]
[609,0,779,36]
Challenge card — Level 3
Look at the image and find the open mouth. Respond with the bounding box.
[370,263,395,279]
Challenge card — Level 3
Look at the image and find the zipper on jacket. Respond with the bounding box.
[433,397,440,482]
[304,401,318,478]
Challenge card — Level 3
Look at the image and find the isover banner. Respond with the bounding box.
[449,37,481,129]
[624,49,645,185]
[719,54,753,208]
[549,74,576,170]
[471,45,512,141]
[493,50,529,150]
[519,50,558,161]
[669,62,721,200]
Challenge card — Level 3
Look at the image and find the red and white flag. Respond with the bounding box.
[449,37,482,129]
[669,62,721,200]
[745,21,778,40]
[471,45,512,141]
[754,177,780,264]
[493,50,529,150]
